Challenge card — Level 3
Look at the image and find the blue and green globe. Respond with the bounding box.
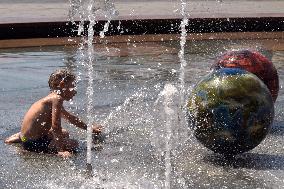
[187,68,274,155]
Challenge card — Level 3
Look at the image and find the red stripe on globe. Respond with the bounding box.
[212,49,279,102]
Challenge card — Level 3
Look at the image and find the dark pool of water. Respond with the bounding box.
[0,39,284,188]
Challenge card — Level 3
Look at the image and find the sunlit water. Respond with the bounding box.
[0,39,284,188]
[69,0,119,171]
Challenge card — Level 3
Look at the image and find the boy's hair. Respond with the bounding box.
[48,69,76,90]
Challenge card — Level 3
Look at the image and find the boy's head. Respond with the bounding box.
[48,69,77,100]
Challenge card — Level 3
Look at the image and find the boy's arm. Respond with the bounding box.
[51,98,66,152]
[61,107,87,130]
[61,108,102,133]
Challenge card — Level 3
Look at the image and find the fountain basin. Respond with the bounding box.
[1,38,284,188]
[1,0,284,188]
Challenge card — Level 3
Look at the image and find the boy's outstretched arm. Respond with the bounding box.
[61,108,102,134]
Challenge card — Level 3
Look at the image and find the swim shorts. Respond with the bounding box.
[21,135,51,153]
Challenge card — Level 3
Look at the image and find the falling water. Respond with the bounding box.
[68,0,93,169]
[177,0,189,160]
[99,1,117,38]
[86,0,96,170]
[160,84,178,189]
[178,0,189,112]
[69,0,118,173]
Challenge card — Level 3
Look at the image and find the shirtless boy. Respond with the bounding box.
[5,69,102,158]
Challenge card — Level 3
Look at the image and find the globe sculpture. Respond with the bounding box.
[187,68,274,155]
[212,49,279,102]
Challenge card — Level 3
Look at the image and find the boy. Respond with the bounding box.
[5,69,102,158]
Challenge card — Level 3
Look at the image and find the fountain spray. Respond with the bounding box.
[179,0,189,111]
[161,84,179,189]
[85,0,96,174]
[69,0,118,176]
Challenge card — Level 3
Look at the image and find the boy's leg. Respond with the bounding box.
[63,138,79,152]
[61,129,70,139]
[49,138,79,152]
[4,132,21,143]
[48,129,78,153]
[48,128,70,139]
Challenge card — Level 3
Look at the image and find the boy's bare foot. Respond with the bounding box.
[57,151,73,158]
[4,132,21,144]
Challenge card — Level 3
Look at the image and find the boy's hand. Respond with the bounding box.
[92,124,103,134]
[57,151,72,158]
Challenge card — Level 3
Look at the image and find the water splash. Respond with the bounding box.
[217,0,223,4]
[69,0,86,36]
[85,0,96,167]
[100,20,111,38]
[69,0,118,36]
[179,0,189,104]
[178,0,189,123]
[68,0,118,172]
[98,0,118,39]
[161,84,178,189]
[102,90,149,134]
[100,84,187,188]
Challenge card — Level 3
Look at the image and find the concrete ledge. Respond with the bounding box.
[1,1,284,24]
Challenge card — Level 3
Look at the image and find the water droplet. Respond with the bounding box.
[111,159,119,163]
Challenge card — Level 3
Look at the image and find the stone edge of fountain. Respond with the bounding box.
[0,17,283,49]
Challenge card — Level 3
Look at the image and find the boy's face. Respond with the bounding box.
[61,79,77,101]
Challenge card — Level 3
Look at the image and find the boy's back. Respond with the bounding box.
[20,93,55,140]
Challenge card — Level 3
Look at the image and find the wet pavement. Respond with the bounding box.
[0,0,283,24]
